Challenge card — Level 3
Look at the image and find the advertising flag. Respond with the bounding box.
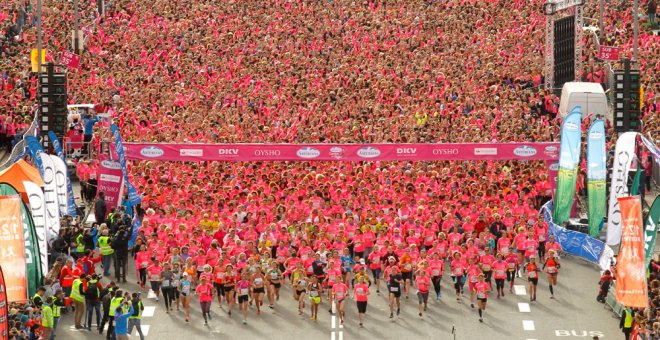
[553,107,583,225]
[49,155,69,216]
[110,124,141,207]
[586,119,607,237]
[24,136,45,177]
[23,181,49,279]
[615,196,648,308]
[0,184,42,297]
[97,155,124,213]
[48,131,77,217]
[0,196,28,302]
[606,132,638,245]
[40,155,61,245]
[644,196,660,266]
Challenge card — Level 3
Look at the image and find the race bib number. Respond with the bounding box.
[151,275,159,281]
[404,264,412,270]
[452,268,462,276]
[539,235,546,242]
[432,269,440,276]
[547,266,556,274]
[507,263,515,269]
[162,280,171,287]
[470,277,478,283]
[477,292,486,299]
[390,286,399,292]
[335,292,344,299]
[482,264,491,271]
[310,291,319,297]
[240,288,249,295]
[141,261,149,268]
[356,288,365,295]
[529,271,537,279]
[496,270,505,277]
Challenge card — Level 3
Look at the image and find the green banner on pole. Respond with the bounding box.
[644,196,660,266]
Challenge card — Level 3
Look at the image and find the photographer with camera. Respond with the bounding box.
[128,292,145,340]
[112,221,132,283]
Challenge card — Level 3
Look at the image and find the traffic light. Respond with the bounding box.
[39,63,68,144]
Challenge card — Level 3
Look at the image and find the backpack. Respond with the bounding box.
[85,281,100,300]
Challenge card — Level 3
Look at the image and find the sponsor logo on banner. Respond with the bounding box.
[218,149,239,156]
[100,174,121,183]
[565,122,579,131]
[544,145,559,157]
[357,147,381,158]
[396,148,417,156]
[180,149,204,156]
[513,145,537,157]
[140,146,164,158]
[329,147,345,159]
[296,147,321,159]
[549,162,560,171]
[432,148,459,155]
[474,148,498,156]
[589,131,604,140]
[101,160,122,170]
[254,149,281,156]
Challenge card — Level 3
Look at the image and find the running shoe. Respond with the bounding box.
[390,312,393,318]
[479,318,483,323]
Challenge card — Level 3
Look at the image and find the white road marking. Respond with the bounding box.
[522,320,536,331]
[331,315,336,329]
[142,306,156,317]
[147,290,157,299]
[518,303,531,313]
[514,285,527,296]
[131,324,150,337]
[338,331,343,340]
[331,331,336,340]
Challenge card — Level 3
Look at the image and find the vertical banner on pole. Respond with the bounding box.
[606,132,638,245]
[0,184,41,297]
[40,154,61,246]
[553,107,583,225]
[644,196,660,266]
[587,119,607,237]
[110,124,141,207]
[616,195,648,308]
[49,155,69,216]
[48,131,77,217]
[23,181,49,280]
[0,196,28,302]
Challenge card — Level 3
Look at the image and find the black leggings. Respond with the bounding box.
[139,268,147,285]
[162,287,175,309]
[432,276,442,295]
[483,270,493,284]
[537,242,546,259]
[453,276,463,294]
[495,279,505,290]
[506,271,516,282]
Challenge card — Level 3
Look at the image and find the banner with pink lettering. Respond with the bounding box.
[546,160,559,197]
[123,143,560,162]
[96,155,124,213]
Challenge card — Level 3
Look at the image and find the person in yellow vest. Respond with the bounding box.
[128,292,145,340]
[75,232,86,259]
[50,291,65,340]
[41,296,54,340]
[620,307,634,340]
[107,289,124,339]
[31,286,46,308]
[71,273,86,329]
[98,229,115,277]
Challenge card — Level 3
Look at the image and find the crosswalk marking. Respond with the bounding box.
[142,306,156,317]
[514,285,527,296]
[522,320,535,331]
[518,303,531,313]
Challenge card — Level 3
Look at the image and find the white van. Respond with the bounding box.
[558,82,609,121]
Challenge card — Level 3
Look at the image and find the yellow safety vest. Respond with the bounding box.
[109,297,123,317]
[52,302,61,318]
[41,305,53,328]
[129,300,143,319]
[98,236,114,256]
[71,279,84,302]
[76,234,85,253]
[623,308,634,328]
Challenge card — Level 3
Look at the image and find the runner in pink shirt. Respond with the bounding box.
[473,274,490,322]
[195,275,214,325]
[353,276,370,327]
[331,280,349,325]
[492,253,508,298]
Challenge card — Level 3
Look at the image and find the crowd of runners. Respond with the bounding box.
[0,0,659,339]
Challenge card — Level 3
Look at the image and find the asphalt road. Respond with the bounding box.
[56,254,621,340]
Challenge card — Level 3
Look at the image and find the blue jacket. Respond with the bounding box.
[114,306,134,335]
